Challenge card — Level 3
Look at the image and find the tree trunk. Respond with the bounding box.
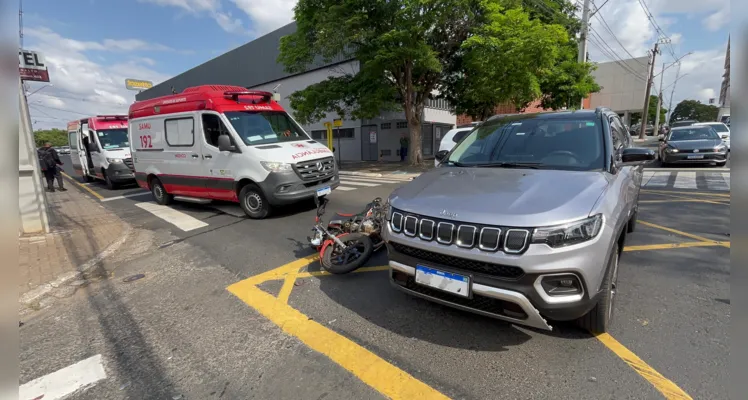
[403,103,423,165]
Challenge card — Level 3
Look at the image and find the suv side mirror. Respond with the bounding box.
[435,149,449,162]
[217,135,237,152]
[621,147,655,166]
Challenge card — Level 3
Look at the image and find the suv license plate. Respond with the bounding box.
[687,155,704,159]
[415,265,470,298]
[316,186,331,197]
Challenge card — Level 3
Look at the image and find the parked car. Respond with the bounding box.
[58,146,71,155]
[384,107,655,333]
[629,123,654,136]
[434,127,475,167]
[659,125,728,166]
[670,119,698,128]
[694,122,730,151]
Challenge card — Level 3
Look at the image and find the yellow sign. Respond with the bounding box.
[125,78,154,91]
[333,119,343,127]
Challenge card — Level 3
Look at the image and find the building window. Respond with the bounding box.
[164,117,194,147]
[396,121,408,129]
[381,122,391,130]
[311,128,355,139]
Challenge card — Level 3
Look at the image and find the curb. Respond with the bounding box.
[19,223,133,309]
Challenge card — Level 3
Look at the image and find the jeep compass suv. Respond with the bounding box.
[383,109,655,332]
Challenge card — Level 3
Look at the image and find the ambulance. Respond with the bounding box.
[128,85,340,219]
[67,115,135,189]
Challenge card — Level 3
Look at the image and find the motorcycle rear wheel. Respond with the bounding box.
[321,233,374,274]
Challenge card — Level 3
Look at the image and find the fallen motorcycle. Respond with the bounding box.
[308,196,386,274]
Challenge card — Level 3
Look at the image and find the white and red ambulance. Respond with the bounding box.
[67,115,134,189]
[128,85,339,219]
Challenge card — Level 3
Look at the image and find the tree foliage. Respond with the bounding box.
[647,95,667,124]
[669,99,719,124]
[278,0,593,164]
[33,128,68,147]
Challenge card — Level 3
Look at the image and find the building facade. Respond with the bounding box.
[136,23,456,162]
[718,37,730,117]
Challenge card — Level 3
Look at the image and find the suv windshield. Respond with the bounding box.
[225,111,309,146]
[97,128,129,149]
[446,116,605,171]
[669,127,719,141]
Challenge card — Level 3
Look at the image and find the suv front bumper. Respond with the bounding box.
[257,170,340,206]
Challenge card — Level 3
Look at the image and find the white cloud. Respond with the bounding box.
[231,0,296,36]
[139,0,248,34]
[655,46,726,114]
[24,28,172,131]
[703,6,730,31]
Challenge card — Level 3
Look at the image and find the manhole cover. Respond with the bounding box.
[123,274,145,283]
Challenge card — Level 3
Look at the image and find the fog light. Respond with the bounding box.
[540,275,582,296]
[278,185,291,193]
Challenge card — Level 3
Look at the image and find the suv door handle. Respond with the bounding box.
[204,155,212,159]
[191,154,199,158]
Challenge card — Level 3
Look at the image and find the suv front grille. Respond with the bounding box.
[390,242,525,280]
[123,158,134,171]
[391,209,531,254]
[295,157,335,181]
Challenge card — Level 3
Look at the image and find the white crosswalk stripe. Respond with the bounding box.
[673,171,697,189]
[705,172,729,191]
[336,176,410,192]
[135,202,209,231]
[644,172,670,187]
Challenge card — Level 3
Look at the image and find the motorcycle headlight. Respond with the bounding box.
[260,161,292,172]
[532,214,603,248]
[106,158,123,164]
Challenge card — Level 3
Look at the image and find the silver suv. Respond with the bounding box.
[384,109,655,332]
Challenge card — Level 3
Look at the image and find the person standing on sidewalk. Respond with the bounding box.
[399,133,410,162]
[38,142,67,192]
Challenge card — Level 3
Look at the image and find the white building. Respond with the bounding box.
[137,23,456,162]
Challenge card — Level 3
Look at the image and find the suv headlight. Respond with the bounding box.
[260,161,292,172]
[531,214,603,248]
[714,144,727,152]
[106,158,123,164]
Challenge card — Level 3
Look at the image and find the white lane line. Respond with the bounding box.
[19,354,106,400]
[100,192,151,202]
[336,180,381,187]
[644,172,670,187]
[722,172,730,190]
[673,171,697,189]
[135,202,209,231]
[340,176,403,184]
[705,172,729,191]
[641,171,655,186]
[336,186,357,191]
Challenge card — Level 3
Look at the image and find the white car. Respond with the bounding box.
[694,122,730,150]
[434,127,475,167]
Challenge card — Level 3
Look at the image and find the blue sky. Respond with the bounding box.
[22,0,730,130]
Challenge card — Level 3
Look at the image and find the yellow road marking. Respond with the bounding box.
[244,254,319,285]
[277,268,300,304]
[227,262,450,400]
[61,171,104,200]
[296,265,390,279]
[639,199,729,205]
[595,333,693,399]
[639,221,730,248]
[641,189,730,198]
[642,192,729,206]
[624,241,725,251]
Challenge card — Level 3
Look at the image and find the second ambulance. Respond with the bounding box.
[128,85,340,219]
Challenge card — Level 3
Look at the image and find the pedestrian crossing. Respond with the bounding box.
[337,175,411,192]
[642,171,731,191]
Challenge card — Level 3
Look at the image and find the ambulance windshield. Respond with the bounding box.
[97,128,129,149]
[225,111,310,146]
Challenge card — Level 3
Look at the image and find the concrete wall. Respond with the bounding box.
[588,56,649,113]
[18,81,49,234]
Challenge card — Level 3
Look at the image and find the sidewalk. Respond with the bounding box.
[18,181,130,311]
[339,160,434,179]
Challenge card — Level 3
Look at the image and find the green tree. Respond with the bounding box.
[33,128,68,147]
[647,95,667,125]
[669,99,719,124]
[279,0,577,164]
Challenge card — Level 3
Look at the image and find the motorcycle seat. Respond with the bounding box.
[334,212,356,218]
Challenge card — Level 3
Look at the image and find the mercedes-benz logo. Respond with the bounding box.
[316,162,323,171]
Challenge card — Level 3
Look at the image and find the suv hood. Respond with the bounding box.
[389,168,610,227]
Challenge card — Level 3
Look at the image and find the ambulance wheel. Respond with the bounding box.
[239,184,270,219]
[104,171,118,190]
[151,178,173,205]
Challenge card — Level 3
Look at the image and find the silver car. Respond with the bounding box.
[659,125,728,166]
[384,108,655,333]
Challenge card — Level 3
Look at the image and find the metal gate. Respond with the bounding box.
[361,125,379,161]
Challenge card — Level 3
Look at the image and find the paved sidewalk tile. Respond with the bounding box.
[18,186,126,296]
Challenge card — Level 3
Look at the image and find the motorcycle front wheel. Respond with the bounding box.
[321,233,374,274]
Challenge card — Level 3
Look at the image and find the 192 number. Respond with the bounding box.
[139,135,153,148]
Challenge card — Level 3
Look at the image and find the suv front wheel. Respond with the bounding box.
[577,246,619,333]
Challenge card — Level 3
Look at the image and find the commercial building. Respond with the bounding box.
[137,23,456,162]
[584,56,649,126]
[718,36,730,123]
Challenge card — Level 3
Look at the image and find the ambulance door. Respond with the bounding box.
[162,115,204,197]
[68,127,83,177]
[199,112,239,201]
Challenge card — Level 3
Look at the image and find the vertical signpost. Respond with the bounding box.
[333,119,342,166]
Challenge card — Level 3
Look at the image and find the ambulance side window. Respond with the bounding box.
[165,117,195,147]
[201,114,233,148]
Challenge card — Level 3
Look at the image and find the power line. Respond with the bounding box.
[592,12,647,67]
[31,103,91,116]
[33,92,129,106]
[635,0,677,59]
[587,28,648,81]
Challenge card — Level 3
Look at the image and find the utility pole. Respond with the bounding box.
[666,63,681,124]
[578,0,592,109]
[639,38,669,139]
[653,62,666,135]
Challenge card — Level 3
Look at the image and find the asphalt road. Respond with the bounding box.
[22,156,729,399]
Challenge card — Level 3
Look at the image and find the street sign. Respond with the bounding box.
[333,119,342,127]
[369,131,377,143]
[18,50,49,82]
[125,78,154,91]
